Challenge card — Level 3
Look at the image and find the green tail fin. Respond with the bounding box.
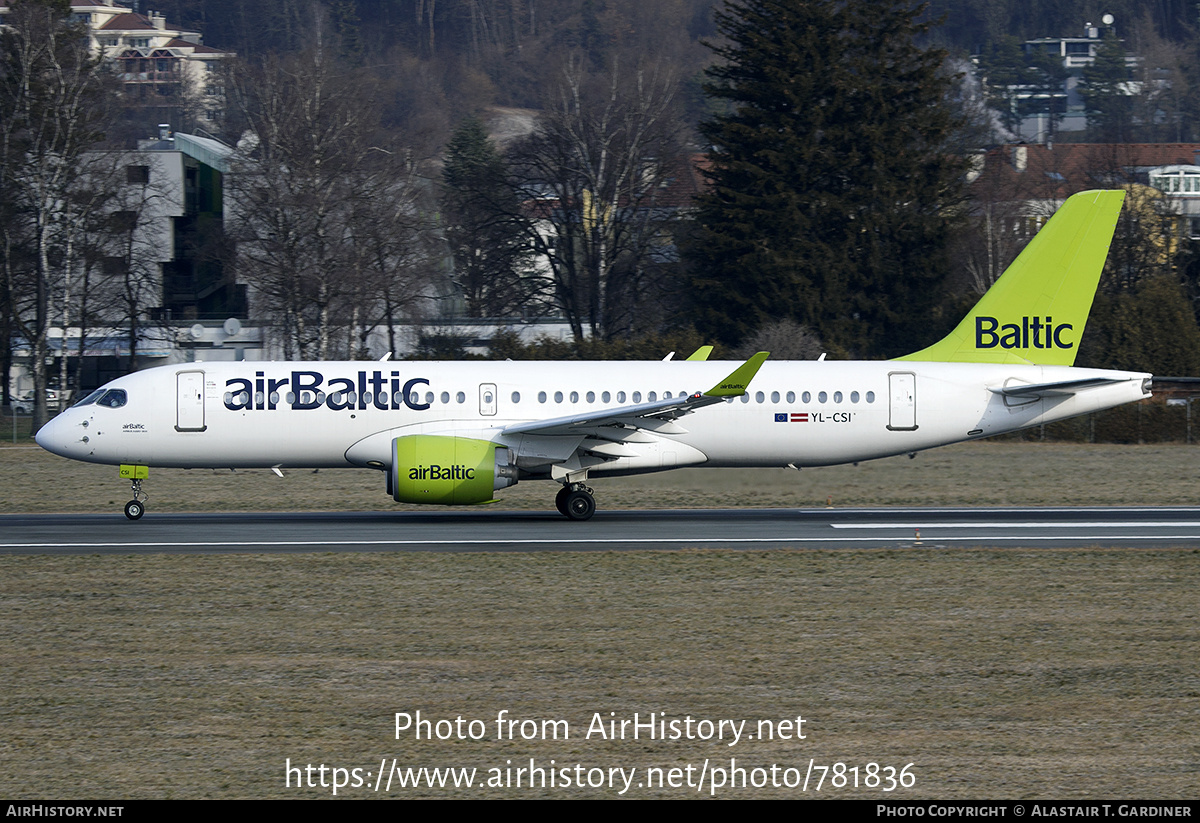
[897,189,1125,366]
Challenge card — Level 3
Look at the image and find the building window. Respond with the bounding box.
[110,211,137,233]
[126,165,150,184]
[102,257,126,277]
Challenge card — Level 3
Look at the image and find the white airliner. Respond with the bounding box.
[36,190,1150,520]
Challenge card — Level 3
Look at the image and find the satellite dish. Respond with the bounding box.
[190,323,205,340]
[223,317,241,336]
[1102,13,1114,25]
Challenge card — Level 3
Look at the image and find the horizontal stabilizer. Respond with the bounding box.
[989,377,1127,398]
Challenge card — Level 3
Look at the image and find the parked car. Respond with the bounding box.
[11,389,70,415]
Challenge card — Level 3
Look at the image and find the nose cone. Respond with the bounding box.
[35,413,77,458]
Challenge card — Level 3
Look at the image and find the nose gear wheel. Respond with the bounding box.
[124,478,147,520]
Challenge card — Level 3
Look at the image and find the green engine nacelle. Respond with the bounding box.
[390,435,518,505]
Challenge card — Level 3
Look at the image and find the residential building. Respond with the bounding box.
[0,0,232,128]
[971,142,1200,233]
[978,20,1139,142]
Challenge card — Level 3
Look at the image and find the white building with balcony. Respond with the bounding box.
[0,0,232,127]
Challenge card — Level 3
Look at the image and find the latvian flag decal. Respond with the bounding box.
[775,412,810,422]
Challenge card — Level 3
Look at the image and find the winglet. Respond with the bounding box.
[686,345,714,362]
[707,352,769,396]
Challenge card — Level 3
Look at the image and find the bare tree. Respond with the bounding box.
[229,46,379,358]
[347,155,439,359]
[509,54,689,341]
[0,0,114,428]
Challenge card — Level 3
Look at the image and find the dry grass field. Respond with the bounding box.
[5,439,1200,513]
[2,441,1199,799]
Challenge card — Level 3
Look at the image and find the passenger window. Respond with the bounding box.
[786,391,795,403]
[441,391,450,404]
[802,391,811,403]
[554,391,563,403]
[602,391,611,403]
[511,391,521,403]
[456,391,466,404]
[771,391,780,403]
[866,391,876,403]
[538,391,547,403]
[617,391,626,403]
[851,391,860,403]
[586,391,595,403]
[570,391,579,403]
[755,391,764,403]
[833,391,842,403]
[818,391,827,403]
[648,391,657,401]
[632,391,642,403]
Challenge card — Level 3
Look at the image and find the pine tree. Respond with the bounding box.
[1080,32,1134,143]
[688,0,967,356]
[440,116,538,318]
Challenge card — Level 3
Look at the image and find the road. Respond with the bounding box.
[3,506,1200,553]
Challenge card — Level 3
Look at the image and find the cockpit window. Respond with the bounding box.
[73,389,106,407]
[97,390,127,408]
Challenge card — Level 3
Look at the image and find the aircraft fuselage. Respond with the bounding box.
[35,359,1151,476]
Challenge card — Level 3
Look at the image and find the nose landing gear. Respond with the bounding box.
[120,469,148,520]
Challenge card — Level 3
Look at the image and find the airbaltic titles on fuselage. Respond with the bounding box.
[223,370,431,412]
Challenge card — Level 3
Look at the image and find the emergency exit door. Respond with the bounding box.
[479,383,497,416]
[887,371,917,431]
[176,370,207,432]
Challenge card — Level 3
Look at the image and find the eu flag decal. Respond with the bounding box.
[774,413,787,422]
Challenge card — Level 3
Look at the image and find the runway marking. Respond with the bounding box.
[834,521,1200,530]
[4,534,1200,549]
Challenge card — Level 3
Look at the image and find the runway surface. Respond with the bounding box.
[4,506,1200,553]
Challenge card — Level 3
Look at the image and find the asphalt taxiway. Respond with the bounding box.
[3,506,1200,554]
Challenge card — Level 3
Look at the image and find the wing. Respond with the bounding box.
[502,352,768,438]
[501,353,768,478]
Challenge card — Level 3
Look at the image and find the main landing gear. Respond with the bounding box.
[124,478,147,520]
[555,483,596,521]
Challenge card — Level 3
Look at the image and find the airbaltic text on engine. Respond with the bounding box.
[409,464,476,481]
[223,370,430,411]
[975,316,1074,349]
